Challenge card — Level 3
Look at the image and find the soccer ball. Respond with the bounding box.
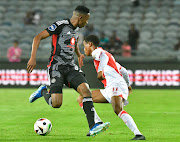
[34,118,52,136]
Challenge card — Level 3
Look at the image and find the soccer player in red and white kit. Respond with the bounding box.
[77,35,145,140]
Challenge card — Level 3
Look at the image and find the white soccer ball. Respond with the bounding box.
[34,118,52,136]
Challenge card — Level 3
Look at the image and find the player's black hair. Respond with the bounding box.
[84,35,100,47]
[75,5,90,14]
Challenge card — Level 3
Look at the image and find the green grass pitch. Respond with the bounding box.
[0,89,180,142]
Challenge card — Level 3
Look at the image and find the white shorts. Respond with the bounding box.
[100,82,129,105]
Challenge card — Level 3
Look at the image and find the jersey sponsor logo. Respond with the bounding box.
[70,37,76,45]
[51,78,56,84]
[48,24,57,31]
[67,45,75,49]
[74,65,79,70]
[67,31,71,34]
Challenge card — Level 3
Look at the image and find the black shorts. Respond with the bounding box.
[47,64,88,94]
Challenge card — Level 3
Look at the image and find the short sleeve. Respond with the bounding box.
[45,20,68,36]
[98,52,109,72]
[120,66,130,87]
[92,49,103,60]
[116,62,121,69]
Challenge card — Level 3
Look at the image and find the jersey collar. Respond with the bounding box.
[68,19,76,30]
[97,47,103,49]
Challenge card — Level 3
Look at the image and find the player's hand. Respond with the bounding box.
[27,58,36,73]
[78,54,85,68]
[128,86,132,94]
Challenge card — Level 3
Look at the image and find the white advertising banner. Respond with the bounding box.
[0,69,179,87]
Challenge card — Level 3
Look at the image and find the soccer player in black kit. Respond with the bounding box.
[27,6,110,137]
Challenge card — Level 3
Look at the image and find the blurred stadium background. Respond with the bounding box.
[0,0,179,88]
[0,1,180,141]
[0,0,180,58]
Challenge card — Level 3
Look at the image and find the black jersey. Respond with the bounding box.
[46,19,79,67]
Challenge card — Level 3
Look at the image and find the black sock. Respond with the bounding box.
[83,97,96,129]
[41,89,51,105]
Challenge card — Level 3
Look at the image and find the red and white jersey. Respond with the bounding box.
[92,47,126,88]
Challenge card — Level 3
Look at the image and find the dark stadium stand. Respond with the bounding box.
[0,0,180,61]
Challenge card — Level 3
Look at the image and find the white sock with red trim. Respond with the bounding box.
[118,110,142,135]
[79,102,103,124]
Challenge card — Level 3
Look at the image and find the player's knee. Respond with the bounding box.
[113,105,123,115]
[52,102,62,108]
[92,97,97,103]
[51,93,63,108]
[52,103,62,108]
[78,83,92,98]
[82,89,91,98]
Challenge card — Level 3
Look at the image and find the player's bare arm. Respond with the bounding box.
[27,30,50,73]
[75,41,84,68]
[128,86,132,94]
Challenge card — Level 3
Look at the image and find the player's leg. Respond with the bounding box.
[45,75,64,108]
[77,83,102,126]
[77,82,110,136]
[77,89,109,137]
[67,69,103,126]
[29,67,64,108]
[46,66,64,108]
[51,93,63,108]
[92,90,109,103]
[111,96,124,115]
[29,85,47,103]
[77,89,108,108]
[111,96,145,140]
[68,70,110,137]
[29,87,63,108]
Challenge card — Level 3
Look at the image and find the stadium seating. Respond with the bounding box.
[0,0,179,60]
